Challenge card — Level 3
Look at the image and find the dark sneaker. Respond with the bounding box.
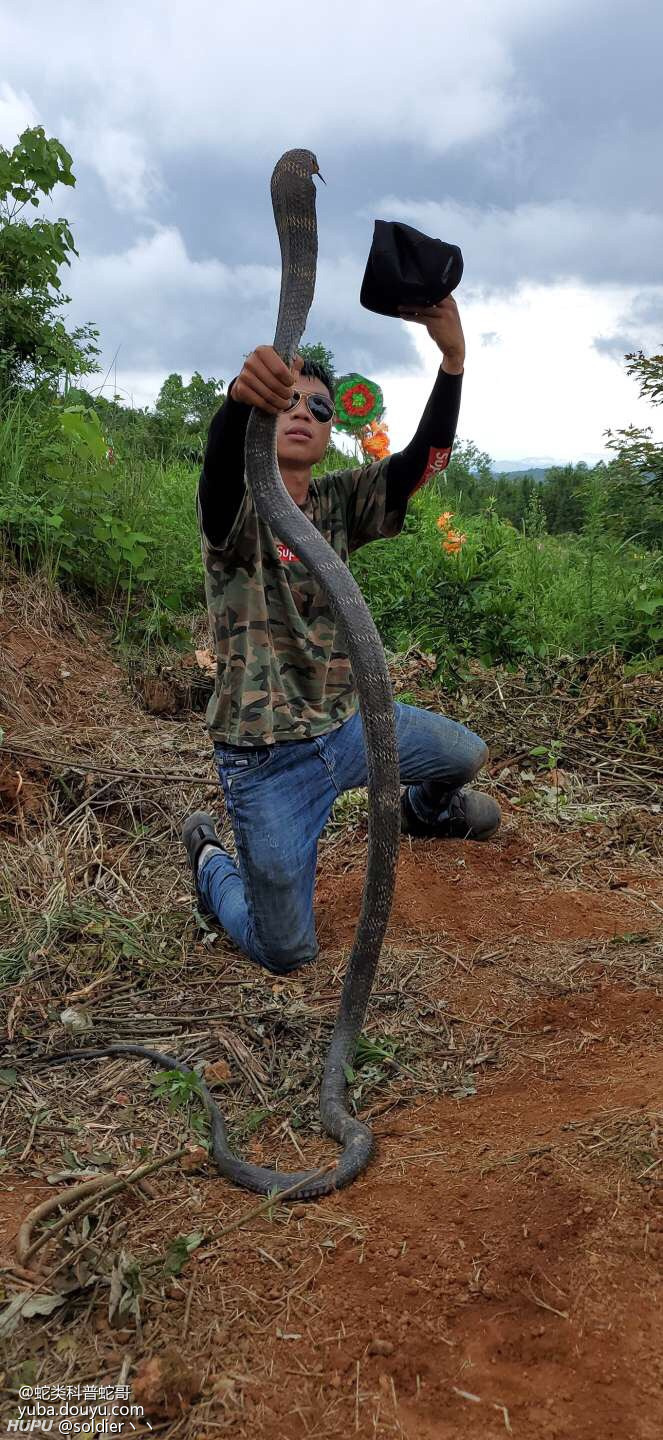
[181,811,227,906]
[401,786,501,841]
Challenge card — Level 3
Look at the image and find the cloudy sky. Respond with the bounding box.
[2,0,662,463]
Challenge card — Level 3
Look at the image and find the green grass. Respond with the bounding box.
[350,486,662,674]
[0,388,203,623]
[2,387,661,670]
[0,896,187,987]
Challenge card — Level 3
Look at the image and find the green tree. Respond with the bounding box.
[154,372,187,427]
[625,348,663,405]
[71,388,160,463]
[434,437,494,511]
[540,463,588,533]
[604,348,663,546]
[298,342,336,381]
[183,371,225,430]
[0,127,98,387]
[490,473,522,525]
[154,370,225,460]
[517,473,536,519]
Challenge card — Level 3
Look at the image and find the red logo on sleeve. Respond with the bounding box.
[412,444,452,494]
[276,542,300,564]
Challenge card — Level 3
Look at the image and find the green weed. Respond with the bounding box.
[351,485,662,673]
[151,1068,203,1110]
[150,1068,210,1143]
[343,1033,403,1107]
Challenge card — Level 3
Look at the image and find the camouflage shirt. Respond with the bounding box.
[199,459,405,746]
[198,367,462,746]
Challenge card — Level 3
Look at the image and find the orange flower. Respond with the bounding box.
[442,530,467,554]
[359,419,390,459]
[436,511,454,530]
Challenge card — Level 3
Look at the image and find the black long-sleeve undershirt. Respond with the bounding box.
[198,367,462,549]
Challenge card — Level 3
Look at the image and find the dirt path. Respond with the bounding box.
[2,587,662,1438]
[4,822,662,1439]
[176,839,662,1440]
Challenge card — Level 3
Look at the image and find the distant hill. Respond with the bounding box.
[492,457,560,475]
[493,466,550,483]
[493,454,605,477]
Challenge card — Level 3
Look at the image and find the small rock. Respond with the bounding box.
[212,1375,237,1402]
[368,1337,394,1357]
[60,1006,93,1033]
[195,648,217,677]
[181,1146,208,1173]
[133,1349,201,1419]
[204,1059,232,1086]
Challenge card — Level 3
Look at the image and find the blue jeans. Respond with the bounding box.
[198,702,487,975]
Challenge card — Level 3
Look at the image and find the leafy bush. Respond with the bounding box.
[2,387,660,669]
[0,389,202,628]
[351,485,662,675]
[0,126,98,385]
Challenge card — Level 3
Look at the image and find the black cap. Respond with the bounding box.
[360,220,463,319]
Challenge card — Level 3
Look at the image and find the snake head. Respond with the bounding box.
[272,149,326,191]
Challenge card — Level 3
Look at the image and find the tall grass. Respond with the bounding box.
[1,389,661,669]
[350,485,662,672]
[0,388,203,629]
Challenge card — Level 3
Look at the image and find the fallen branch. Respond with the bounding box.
[18,1153,336,1268]
[18,1147,189,1265]
[1,741,211,787]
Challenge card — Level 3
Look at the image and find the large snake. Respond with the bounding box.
[33,151,401,1200]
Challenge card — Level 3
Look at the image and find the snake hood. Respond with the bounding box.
[270,150,324,369]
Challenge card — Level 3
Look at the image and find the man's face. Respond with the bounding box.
[276,374,333,469]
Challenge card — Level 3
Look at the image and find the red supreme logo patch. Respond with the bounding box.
[412,445,452,494]
[277,542,300,564]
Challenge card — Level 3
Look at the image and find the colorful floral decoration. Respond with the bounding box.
[359,419,391,461]
[333,373,384,433]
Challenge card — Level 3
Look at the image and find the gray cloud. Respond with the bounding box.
[593,334,637,362]
[370,197,663,290]
[593,291,663,363]
[0,80,38,144]
[505,0,663,213]
[1,0,662,396]
[0,0,527,158]
[65,225,418,388]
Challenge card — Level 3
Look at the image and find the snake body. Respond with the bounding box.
[36,150,401,1200]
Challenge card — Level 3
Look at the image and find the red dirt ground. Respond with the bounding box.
[2,592,663,1439]
[183,985,662,1439]
[318,831,662,948]
[0,580,131,823]
[7,842,660,1440]
[129,966,661,1440]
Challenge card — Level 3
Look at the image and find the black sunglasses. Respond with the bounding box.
[285,390,334,424]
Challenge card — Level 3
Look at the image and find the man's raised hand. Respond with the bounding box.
[231,347,303,414]
[398,295,465,374]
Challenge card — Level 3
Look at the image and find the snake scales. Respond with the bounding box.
[35,150,401,1200]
